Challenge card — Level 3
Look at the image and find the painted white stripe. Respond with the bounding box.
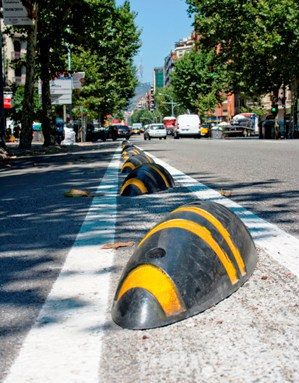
[4,149,121,383]
[146,151,299,279]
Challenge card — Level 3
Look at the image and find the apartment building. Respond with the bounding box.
[164,35,194,86]
[1,21,27,87]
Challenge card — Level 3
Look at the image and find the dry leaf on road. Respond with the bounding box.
[102,241,134,250]
[64,188,91,197]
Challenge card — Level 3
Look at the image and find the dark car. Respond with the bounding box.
[86,123,107,142]
[107,125,131,140]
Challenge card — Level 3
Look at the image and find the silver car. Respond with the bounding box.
[144,123,167,140]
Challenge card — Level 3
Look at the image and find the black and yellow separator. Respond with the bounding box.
[121,147,143,161]
[121,154,155,173]
[112,201,257,329]
[122,140,133,150]
[120,163,175,196]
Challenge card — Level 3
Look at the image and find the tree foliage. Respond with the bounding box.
[130,109,160,125]
[16,0,140,147]
[187,0,299,95]
[170,50,227,115]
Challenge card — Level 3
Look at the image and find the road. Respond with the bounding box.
[0,137,298,382]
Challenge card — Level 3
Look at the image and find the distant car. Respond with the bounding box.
[131,126,141,135]
[174,114,201,139]
[132,123,143,134]
[144,123,167,140]
[86,123,107,142]
[200,124,211,137]
[107,125,131,140]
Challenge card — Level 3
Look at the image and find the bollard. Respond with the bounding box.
[120,163,175,196]
[121,147,143,160]
[121,154,155,173]
[112,201,257,329]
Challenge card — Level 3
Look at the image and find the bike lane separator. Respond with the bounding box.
[142,150,299,279]
[4,148,121,383]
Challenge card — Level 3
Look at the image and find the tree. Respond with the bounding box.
[17,0,140,148]
[9,85,41,123]
[71,1,140,125]
[130,109,156,125]
[18,1,38,149]
[186,0,299,96]
[170,50,227,116]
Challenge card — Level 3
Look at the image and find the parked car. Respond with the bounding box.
[173,114,201,139]
[144,123,167,140]
[200,124,211,137]
[86,123,107,142]
[107,125,131,140]
[131,123,142,134]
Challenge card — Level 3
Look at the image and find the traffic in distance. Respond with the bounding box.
[69,112,268,143]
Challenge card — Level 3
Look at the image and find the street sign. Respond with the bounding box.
[49,79,72,95]
[51,94,72,105]
[49,79,72,105]
[2,0,33,26]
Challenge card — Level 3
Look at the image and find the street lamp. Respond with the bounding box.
[162,94,178,116]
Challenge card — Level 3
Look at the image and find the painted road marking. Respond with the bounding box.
[4,149,121,383]
[145,151,299,279]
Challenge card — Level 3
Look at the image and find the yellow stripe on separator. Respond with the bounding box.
[116,264,185,316]
[172,206,246,276]
[150,165,170,188]
[138,219,238,284]
[121,162,135,172]
[120,178,148,194]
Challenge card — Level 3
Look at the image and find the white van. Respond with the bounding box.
[174,114,201,139]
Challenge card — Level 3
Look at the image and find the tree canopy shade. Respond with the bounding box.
[186,0,299,95]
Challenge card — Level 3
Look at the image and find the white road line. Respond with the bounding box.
[4,149,121,383]
[148,152,299,279]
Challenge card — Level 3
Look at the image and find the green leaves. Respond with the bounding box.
[186,0,299,95]
[170,50,227,116]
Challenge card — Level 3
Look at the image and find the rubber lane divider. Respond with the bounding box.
[121,154,155,173]
[119,163,174,196]
[121,148,142,158]
[112,201,257,329]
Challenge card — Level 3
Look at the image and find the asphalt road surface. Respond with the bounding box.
[0,137,298,383]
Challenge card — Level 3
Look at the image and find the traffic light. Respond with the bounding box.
[270,95,278,116]
[271,103,278,116]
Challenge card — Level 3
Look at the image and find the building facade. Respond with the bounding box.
[164,35,194,87]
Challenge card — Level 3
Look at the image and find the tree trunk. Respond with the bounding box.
[19,19,37,150]
[289,77,298,139]
[40,38,55,146]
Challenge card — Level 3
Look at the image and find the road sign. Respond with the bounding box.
[51,94,72,105]
[2,0,33,25]
[49,79,72,95]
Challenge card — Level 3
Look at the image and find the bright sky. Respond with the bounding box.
[116,0,193,83]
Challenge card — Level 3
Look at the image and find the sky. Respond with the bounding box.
[116,0,193,83]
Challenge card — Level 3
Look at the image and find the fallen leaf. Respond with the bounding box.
[220,189,232,197]
[102,241,134,250]
[64,188,91,197]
